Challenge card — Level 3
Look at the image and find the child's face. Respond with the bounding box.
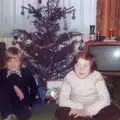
[74,58,91,79]
[7,56,21,71]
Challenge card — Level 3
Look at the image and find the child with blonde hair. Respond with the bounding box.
[0,46,37,120]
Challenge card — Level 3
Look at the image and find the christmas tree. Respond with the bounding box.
[13,0,81,81]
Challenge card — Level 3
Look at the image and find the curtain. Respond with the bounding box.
[97,0,120,37]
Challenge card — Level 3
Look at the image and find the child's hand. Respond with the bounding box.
[14,85,24,101]
[69,108,87,118]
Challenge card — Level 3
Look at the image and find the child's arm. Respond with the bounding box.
[7,73,25,101]
[28,74,37,106]
[26,69,37,107]
[13,85,24,101]
[59,79,84,110]
[86,72,110,116]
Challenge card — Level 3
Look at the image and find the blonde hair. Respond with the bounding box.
[6,46,22,61]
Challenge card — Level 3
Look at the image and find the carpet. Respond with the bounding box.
[30,103,57,120]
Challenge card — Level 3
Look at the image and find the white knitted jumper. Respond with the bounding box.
[58,70,110,116]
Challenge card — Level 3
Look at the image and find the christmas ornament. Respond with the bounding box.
[35,52,39,57]
[25,39,32,45]
[38,0,42,4]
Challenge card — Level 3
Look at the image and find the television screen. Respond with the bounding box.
[90,45,120,72]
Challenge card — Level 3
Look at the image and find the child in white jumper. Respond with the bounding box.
[55,52,120,120]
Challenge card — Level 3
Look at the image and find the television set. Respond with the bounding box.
[86,41,120,76]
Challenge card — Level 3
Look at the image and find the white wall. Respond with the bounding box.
[0,0,37,37]
[0,0,96,37]
[60,0,97,33]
